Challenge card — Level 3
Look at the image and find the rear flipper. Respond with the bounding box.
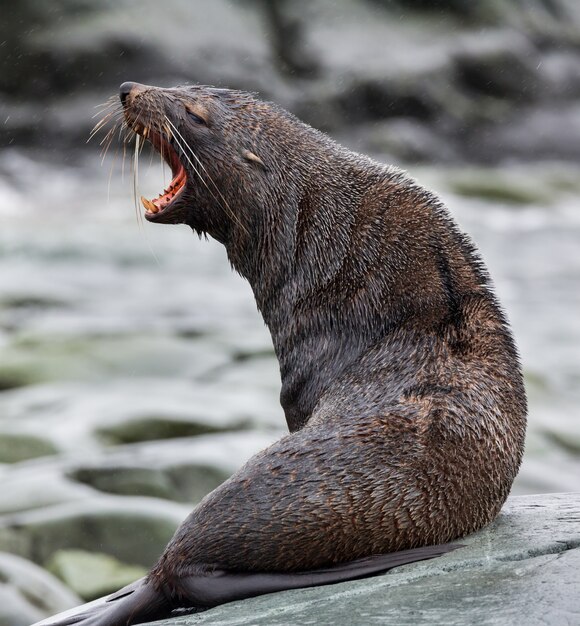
[174,541,462,608]
[33,542,461,625]
[31,577,171,626]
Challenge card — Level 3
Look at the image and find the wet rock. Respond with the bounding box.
[0,378,281,458]
[67,466,177,500]
[0,586,46,626]
[0,463,96,516]
[0,2,169,100]
[0,333,233,389]
[165,464,231,504]
[539,50,580,99]
[0,0,274,149]
[470,103,580,162]
[0,433,58,464]
[0,551,80,626]
[516,454,580,495]
[369,0,486,20]
[0,498,187,568]
[67,462,230,502]
[96,415,241,445]
[0,367,38,392]
[356,119,458,163]
[336,74,442,123]
[288,82,352,132]
[252,0,321,79]
[0,431,277,516]
[446,169,553,205]
[544,429,580,454]
[60,432,274,503]
[452,32,543,103]
[47,549,146,601]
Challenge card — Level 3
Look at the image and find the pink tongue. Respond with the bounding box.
[140,165,185,213]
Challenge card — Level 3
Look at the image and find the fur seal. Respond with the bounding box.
[37,82,526,625]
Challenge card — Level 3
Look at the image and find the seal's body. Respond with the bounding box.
[38,83,526,625]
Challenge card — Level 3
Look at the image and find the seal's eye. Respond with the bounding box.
[184,103,208,126]
[187,110,206,125]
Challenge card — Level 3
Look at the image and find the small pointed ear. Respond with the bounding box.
[242,149,265,168]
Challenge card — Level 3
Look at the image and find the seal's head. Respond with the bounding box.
[119,81,280,244]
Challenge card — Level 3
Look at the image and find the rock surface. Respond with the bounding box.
[144,493,579,626]
[47,549,147,601]
[0,497,188,568]
[0,552,80,626]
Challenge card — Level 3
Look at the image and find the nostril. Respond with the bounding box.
[119,81,137,105]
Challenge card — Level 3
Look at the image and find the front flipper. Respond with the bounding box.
[177,542,462,608]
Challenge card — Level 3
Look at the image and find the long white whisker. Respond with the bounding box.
[90,109,122,142]
[133,133,140,222]
[91,98,159,263]
[164,117,248,235]
[100,122,120,165]
[165,125,235,226]
[132,131,161,263]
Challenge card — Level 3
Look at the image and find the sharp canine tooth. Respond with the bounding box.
[140,196,159,213]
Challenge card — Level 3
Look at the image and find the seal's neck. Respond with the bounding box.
[223,129,473,433]
[224,142,396,431]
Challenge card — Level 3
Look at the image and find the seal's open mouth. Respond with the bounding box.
[134,124,186,220]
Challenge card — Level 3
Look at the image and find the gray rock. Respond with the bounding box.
[0,433,58,463]
[0,498,188,568]
[0,379,281,452]
[452,31,543,103]
[146,493,580,626]
[0,551,80,626]
[446,169,554,205]
[0,462,99,516]
[0,431,278,514]
[95,415,245,446]
[46,549,146,601]
[66,465,178,500]
[67,461,230,503]
[470,103,580,162]
[0,365,39,391]
[539,50,580,99]
[355,119,458,164]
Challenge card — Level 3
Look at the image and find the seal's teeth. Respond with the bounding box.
[140,196,158,213]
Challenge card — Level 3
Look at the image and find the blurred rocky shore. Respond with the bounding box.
[1,2,580,624]
[3,0,580,163]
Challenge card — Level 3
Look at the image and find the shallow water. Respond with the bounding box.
[0,149,579,500]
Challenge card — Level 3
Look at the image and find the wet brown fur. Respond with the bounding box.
[64,83,528,619]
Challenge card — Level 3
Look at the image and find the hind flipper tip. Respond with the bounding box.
[31,578,171,626]
[30,597,108,626]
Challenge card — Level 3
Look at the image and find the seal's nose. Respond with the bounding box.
[119,81,138,105]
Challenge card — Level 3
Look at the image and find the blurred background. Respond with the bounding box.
[1,0,579,622]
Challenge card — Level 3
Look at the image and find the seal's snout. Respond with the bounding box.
[119,81,140,105]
